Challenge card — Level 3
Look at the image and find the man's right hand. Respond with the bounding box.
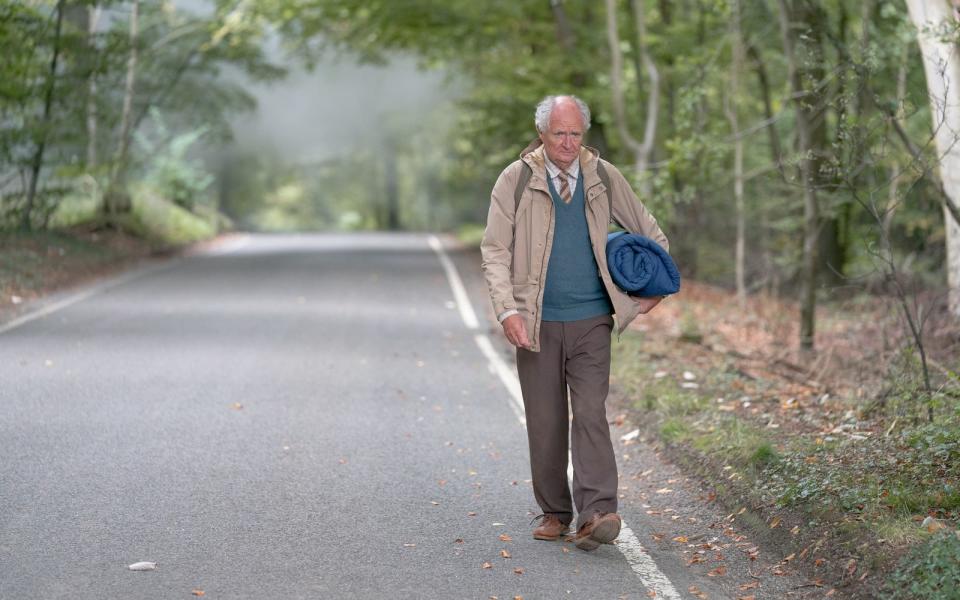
[501,314,531,349]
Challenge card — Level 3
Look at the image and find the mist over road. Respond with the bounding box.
[0,233,672,599]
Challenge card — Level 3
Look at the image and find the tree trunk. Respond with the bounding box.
[603,0,659,194]
[905,0,960,318]
[23,0,66,231]
[86,4,101,169]
[778,0,820,352]
[745,42,785,180]
[726,0,746,308]
[106,0,139,216]
[384,146,400,231]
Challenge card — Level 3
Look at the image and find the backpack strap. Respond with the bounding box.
[514,161,533,212]
[597,159,613,221]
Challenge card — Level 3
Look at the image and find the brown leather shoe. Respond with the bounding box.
[531,514,570,541]
[574,512,622,551]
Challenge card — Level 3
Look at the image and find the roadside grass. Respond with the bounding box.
[2,186,223,317]
[120,186,218,245]
[610,286,960,598]
[0,229,156,314]
[47,183,223,247]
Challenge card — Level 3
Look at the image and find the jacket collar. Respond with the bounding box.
[519,139,604,195]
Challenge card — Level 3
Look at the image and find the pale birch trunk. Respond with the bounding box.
[905,0,960,318]
[115,0,138,178]
[726,0,747,308]
[604,0,659,195]
[86,4,101,169]
[105,0,139,217]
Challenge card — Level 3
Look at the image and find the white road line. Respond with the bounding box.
[428,234,683,600]
[427,236,478,330]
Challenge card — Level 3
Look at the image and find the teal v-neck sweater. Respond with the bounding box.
[542,172,613,321]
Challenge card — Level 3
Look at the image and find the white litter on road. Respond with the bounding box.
[128,562,157,571]
[429,234,683,600]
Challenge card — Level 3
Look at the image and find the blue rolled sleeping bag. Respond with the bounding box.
[605,231,681,297]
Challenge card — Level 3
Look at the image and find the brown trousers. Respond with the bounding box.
[516,314,617,530]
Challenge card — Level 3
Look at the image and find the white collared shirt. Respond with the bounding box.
[543,154,580,197]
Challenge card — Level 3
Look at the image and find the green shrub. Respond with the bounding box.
[886,530,960,600]
[124,187,216,245]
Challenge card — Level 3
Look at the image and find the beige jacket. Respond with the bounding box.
[480,143,669,352]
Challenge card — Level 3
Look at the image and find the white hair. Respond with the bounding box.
[534,95,591,133]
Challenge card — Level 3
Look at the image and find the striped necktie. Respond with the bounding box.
[555,170,572,203]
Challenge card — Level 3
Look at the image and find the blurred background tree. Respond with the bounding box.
[3,0,960,352]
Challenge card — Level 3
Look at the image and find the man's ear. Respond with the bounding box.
[538,130,545,144]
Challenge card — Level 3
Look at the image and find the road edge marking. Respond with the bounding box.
[0,234,251,336]
[427,234,682,600]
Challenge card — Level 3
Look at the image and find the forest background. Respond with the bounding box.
[2,1,960,597]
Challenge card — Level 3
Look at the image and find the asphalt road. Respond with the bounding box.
[1,233,695,599]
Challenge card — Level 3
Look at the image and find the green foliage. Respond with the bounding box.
[886,531,960,600]
[47,175,102,229]
[134,109,214,211]
[0,0,283,231]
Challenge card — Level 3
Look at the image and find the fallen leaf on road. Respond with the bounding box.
[655,488,673,494]
[454,538,464,544]
[769,516,781,528]
[500,550,511,558]
[430,501,440,506]
[652,533,665,541]
[191,590,205,597]
[688,585,707,599]
[499,534,512,542]
[467,512,477,517]
[790,525,800,535]
[437,479,447,486]
[826,589,836,597]
[673,536,688,543]
[230,403,243,410]
[403,543,416,548]
[647,591,657,598]
[561,547,570,553]
[736,596,755,600]
[338,458,348,465]
[513,567,524,575]
[814,558,826,567]
[481,562,492,569]
[738,581,759,590]
[707,565,726,576]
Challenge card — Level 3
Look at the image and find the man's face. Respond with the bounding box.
[539,101,584,171]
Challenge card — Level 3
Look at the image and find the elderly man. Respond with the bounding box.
[480,95,669,551]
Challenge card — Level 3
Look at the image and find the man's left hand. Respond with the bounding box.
[634,296,663,314]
